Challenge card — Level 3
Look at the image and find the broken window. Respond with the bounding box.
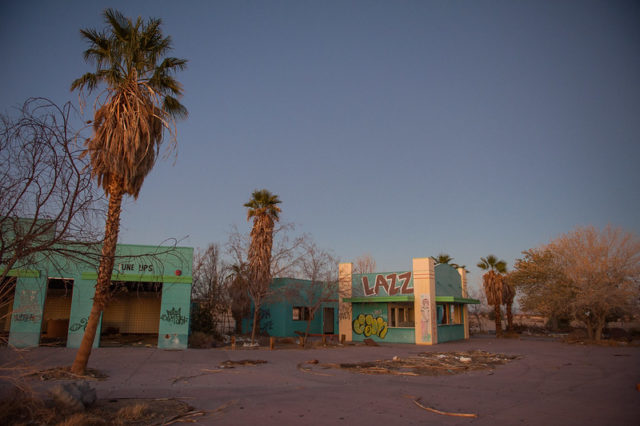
[437,303,462,325]
[388,303,414,327]
[292,306,311,321]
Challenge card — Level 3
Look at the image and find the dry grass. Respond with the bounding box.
[0,391,197,426]
[25,366,108,381]
[116,403,149,421]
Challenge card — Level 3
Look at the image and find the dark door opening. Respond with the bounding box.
[323,307,335,334]
[101,282,162,347]
[40,278,74,346]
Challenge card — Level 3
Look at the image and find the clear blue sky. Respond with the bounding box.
[2,1,639,290]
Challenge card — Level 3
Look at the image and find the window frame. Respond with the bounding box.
[387,302,415,328]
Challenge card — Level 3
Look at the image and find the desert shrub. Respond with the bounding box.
[0,387,44,425]
[189,302,221,339]
[189,331,214,348]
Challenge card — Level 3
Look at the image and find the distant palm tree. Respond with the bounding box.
[432,253,454,265]
[228,262,251,334]
[244,189,281,344]
[478,255,507,337]
[502,273,516,332]
[70,9,187,374]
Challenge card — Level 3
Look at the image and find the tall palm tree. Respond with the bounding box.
[244,189,281,344]
[478,255,507,337]
[70,9,187,374]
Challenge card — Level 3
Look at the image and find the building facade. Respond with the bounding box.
[243,278,339,338]
[339,257,479,344]
[3,243,193,349]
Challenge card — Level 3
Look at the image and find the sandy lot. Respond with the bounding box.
[1,336,639,425]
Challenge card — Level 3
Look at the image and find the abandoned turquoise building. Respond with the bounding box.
[339,258,480,345]
[2,243,193,349]
[243,278,339,338]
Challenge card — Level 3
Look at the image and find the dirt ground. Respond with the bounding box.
[1,336,639,425]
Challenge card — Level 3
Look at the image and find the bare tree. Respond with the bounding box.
[225,222,306,342]
[552,226,640,340]
[510,247,574,330]
[191,244,232,336]
[277,241,338,346]
[512,226,640,340]
[353,254,376,274]
[467,287,488,333]
[0,99,101,336]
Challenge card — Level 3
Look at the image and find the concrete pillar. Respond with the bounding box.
[8,273,46,348]
[413,257,437,345]
[67,278,101,348]
[458,267,470,340]
[158,282,191,349]
[338,263,353,342]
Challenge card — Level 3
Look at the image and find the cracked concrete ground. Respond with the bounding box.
[1,336,639,425]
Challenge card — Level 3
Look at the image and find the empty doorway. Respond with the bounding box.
[101,282,162,346]
[323,307,335,334]
[40,278,74,346]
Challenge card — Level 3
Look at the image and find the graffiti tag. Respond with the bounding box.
[69,317,88,332]
[338,303,352,321]
[13,313,39,322]
[160,307,188,325]
[361,272,412,297]
[420,294,431,343]
[353,314,388,339]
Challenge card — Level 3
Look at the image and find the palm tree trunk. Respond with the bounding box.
[494,304,502,338]
[250,299,260,345]
[71,178,124,374]
[506,303,513,332]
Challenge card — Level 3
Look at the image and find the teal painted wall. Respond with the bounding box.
[244,278,339,338]
[8,274,46,347]
[351,302,414,343]
[67,277,100,349]
[158,283,191,349]
[434,264,462,297]
[437,324,465,342]
[7,243,193,349]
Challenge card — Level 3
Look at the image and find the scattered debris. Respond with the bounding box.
[297,362,333,377]
[409,396,478,418]
[219,359,267,368]
[305,351,519,376]
[162,408,208,425]
[171,369,222,384]
[26,366,108,381]
[363,338,379,346]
